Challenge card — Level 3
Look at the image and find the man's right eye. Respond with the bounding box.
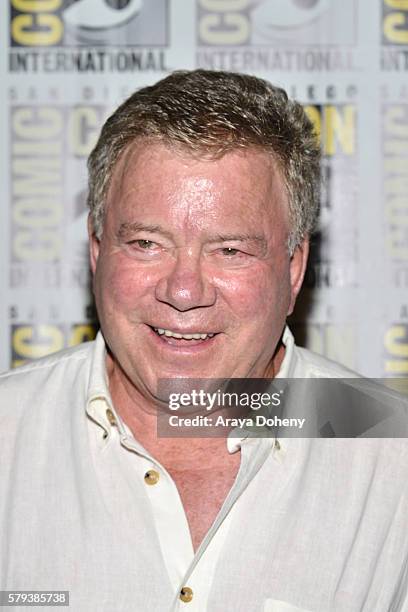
[123,239,167,260]
[125,239,158,251]
[134,239,154,249]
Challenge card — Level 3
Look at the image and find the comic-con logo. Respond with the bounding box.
[382,0,408,45]
[10,0,168,47]
[384,323,408,376]
[381,0,408,69]
[64,0,142,31]
[11,323,97,367]
[197,0,356,46]
[10,103,104,279]
[251,0,331,34]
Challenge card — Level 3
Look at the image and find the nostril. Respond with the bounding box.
[154,273,216,312]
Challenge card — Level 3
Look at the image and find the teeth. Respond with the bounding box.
[153,327,214,340]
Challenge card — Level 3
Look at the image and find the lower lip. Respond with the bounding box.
[146,326,219,353]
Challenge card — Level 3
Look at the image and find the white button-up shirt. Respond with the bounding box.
[1,328,407,611]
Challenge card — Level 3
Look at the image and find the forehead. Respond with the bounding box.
[106,140,289,231]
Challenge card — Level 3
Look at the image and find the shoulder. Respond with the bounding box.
[0,341,95,421]
[290,341,408,439]
[282,326,360,379]
[292,344,361,378]
[0,340,93,385]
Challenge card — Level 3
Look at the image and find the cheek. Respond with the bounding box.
[95,254,159,311]
[214,265,291,320]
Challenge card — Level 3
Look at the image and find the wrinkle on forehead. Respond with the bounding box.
[107,140,289,236]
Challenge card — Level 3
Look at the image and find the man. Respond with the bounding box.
[1,70,407,612]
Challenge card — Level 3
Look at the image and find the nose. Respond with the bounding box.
[154,246,216,312]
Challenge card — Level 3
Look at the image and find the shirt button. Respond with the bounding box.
[144,469,160,485]
[179,587,193,603]
[106,408,117,426]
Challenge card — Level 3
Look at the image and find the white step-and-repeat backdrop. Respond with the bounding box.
[1,0,407,377]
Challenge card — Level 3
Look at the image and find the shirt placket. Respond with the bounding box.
[98,401,277,611]
[169,436,276,612]
[119,433,195,593]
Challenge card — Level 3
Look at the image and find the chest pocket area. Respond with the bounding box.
[263,600,314,612]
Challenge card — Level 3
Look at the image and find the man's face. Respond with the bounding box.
[89,142,308,402]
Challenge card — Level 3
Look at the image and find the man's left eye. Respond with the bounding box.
[221,247,240,256]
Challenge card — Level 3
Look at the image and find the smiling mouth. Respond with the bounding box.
[149,326,216,343]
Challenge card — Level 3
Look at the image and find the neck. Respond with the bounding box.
[106,341,286,470]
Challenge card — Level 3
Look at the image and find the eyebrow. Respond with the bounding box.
[117,222,174,241]
[207,233,268,255]
[207,233,266,244]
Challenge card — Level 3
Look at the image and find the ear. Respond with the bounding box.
[88,214,100,276]
[288,238,309,315]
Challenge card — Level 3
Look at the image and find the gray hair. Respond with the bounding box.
[87,69,320,252]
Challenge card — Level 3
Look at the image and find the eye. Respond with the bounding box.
[134,239,155,249]
[221,247,240,256]
[207,244,258,268]
[123,238,166,259]
[125,238,160,251]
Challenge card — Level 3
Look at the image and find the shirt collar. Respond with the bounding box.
[227,325,297,453]
[275,325,297,378]
[86,326,298,447]
[85,331,116,437]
